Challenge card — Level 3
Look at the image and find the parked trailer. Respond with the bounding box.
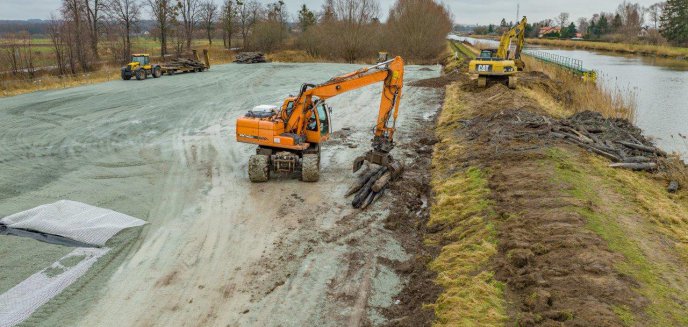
[161,49,210,76]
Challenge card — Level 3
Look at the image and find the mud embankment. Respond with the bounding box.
[411,55,688,326]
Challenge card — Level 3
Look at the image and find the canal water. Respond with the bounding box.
[455,36,688,159]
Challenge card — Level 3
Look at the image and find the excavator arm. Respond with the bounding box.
[285,56,404,152]
[496,17,528,61]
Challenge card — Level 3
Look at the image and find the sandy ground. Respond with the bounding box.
[0,62,442,326]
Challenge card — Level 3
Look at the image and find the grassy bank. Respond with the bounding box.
[526,38,688,59]
[427,47,688,325]
[427,81,507,326]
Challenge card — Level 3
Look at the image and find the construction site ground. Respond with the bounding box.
[0,63,442,326]
[423,58,688,326]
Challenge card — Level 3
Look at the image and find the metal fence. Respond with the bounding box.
[522,50,584,71]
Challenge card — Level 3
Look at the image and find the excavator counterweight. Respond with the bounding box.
[235,57,405,183]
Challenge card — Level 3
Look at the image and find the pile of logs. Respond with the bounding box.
[234,52,267,64]
[167,58,207,70]
[551,111,666,171]
[346,162,404,209]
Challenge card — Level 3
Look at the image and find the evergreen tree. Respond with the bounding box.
[562,22,577,38]
[598,15,609,35]
[297,4,316,32]
[612,13,622,31]
[661,0,688,45]
[500,18,507,27]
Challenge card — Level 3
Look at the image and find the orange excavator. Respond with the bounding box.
[235,56,405,182]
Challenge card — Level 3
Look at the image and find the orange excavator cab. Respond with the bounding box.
[236,57,405,183]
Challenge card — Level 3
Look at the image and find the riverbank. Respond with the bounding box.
[526,38,688,60]
[422,48,688,325]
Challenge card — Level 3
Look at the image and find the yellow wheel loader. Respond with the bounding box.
[121,54,162,81]
[469,17,527,89]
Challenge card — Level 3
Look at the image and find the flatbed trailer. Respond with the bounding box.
[161,49,210,76]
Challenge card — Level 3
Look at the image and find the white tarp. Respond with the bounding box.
[0,247,110,327]
[0,200,145,246]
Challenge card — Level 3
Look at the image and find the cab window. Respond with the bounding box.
[133,56,148,65]
[316,102,329,135]
[285,101,294,117]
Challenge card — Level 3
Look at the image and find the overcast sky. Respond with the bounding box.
[0,0,661,25]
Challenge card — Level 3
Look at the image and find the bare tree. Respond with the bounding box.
[385,0,453,62]
[199,0,217,45]
[220,0,237,48]
[148,0,174,56]
[177,0,199,50]
[63,0,91,71]
[236,0,261,49]
[47,15,67,75]
[646,2,664,29]
[84,0,105,59]
[107,0,141,62]
[556,12,570,29]
[331,0,380,62]
[577,17,590,36]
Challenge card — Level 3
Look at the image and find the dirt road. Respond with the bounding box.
[0,63,442,326]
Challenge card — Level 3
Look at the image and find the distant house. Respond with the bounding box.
[538,26,561,38]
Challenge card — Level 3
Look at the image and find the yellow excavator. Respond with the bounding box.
[235,57,404,182]
[469,16,527,89]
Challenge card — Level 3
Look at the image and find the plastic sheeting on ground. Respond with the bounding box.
[0,200,145,246]
[0,247,110,327]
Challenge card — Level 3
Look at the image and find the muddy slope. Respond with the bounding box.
[436,75,648,326]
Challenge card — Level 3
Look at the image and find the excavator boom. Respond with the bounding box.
[235,57,405,183]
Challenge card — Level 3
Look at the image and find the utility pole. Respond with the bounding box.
[516,3,520,22]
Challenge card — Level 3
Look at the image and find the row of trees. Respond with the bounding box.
[296,0,452,62]
[473,1,687,46]
[3,0,452,79]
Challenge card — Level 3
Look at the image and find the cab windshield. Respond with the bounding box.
[132,56,148,65]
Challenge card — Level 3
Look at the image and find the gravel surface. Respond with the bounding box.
[0,62,442,326]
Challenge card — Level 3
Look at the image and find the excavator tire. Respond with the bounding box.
[301,154,320,182]
[248,155,270,182]
[508,76,517,89]
[477,76,487,88]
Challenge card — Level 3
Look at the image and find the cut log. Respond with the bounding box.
[621,156,653,163]
[346,167,382,196]
[609,162,657,171]
[617,141,665,156]
[372,172,392,192]
[352,168,387,208]
[563,138,622,162]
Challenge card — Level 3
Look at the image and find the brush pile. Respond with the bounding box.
[234,52,267,64]
[346,162,404,209]
[552,111,666,171]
